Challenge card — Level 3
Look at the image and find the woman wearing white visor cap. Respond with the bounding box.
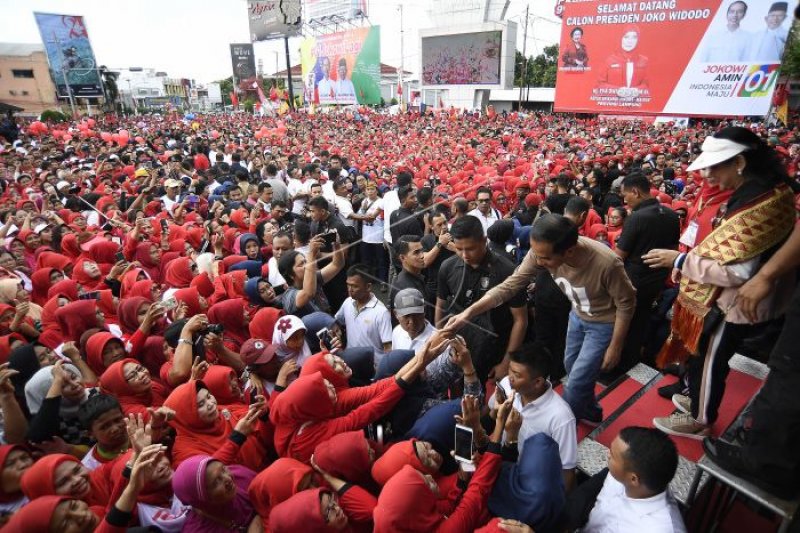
[642,126,797,440]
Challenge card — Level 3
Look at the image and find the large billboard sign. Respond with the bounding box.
[230,44,258,93]
[248,0,301,41]
[554,0,789,116]
[300,26,381,105]
[421,31,503,85]
[33,12,103,98]
[304,0,368,24]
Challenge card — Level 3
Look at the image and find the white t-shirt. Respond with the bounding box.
[267,256,287,287]
[391,320,436,351]
[382,190,401,243]
[333,195,355,228]
[467,207,501,235]
[335,294,392,363]
[360,197,385,244]
[488,378,577,469]
[138,496,190,533]
[287,178,308,214]
[584,473,687,533]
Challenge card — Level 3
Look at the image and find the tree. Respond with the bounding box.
[780,22,800,78]
[514,44,559,88]
[98,65,119,112]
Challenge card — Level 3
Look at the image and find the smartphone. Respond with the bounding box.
[143,161,153,169]
[160,219,169,233]
[199,238,210,254]
[454,424,475,471]
[320,229,337,252]
[494,381,507,404]
[115,252,126,262]
[316,328,338,354]
[160,297,179,311]
[78,291,101,300]
[119,192,126,210]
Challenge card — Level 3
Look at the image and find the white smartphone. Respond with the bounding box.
[454,424,476,472]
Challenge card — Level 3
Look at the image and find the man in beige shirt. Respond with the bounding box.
[446,214,636,424]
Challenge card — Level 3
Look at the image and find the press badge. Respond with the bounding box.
[680,221,699,248]
[480,277,490,290]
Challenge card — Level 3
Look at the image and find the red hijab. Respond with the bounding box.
[20,454,110,507]
[99,358,168,419]
[48,278,80,301]
[1,495,68,530]
[248,458,316,524]
[210,270,247,303]
[163,379,269,471]
[269,488,346,533]
[162,257,194,289]
[97,289,118,322]
[249,307,283,342]
[135,242,162,282]
[373,464,443,533]
[128,279,156,300]
[173,287,204,317]
[300,352,349,390]
[371,439,438,486]
[30,267,59,306]
[0,445,27,503]
[313,430,376,486]
[71,258,103,290]
[0,333,25,364]
[55,300,100,342]
[207,298,250,346]
[190,272,215,298]
[85,331,124,375]
[203,365,248,417]
[117,296,150,335]
[36,251,72,272]
[120,267,149,298]
[60,233,83,259]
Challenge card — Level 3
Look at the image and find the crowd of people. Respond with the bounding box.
[0,105,797,532]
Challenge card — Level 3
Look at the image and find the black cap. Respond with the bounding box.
[770,2,788,12]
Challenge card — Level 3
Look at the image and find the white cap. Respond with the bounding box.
[687,136,750,172]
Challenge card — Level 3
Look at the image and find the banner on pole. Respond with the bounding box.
[553,0,789,116]
[33,12,103,98]
[230,43,258,93]
[300,26,381,105]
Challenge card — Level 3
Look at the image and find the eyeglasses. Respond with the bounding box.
[124,365,147,382]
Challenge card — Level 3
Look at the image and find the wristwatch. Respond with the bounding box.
[436,242,443,249]
[178,338,193,346]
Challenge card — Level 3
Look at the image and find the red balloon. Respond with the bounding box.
[135,136,145,144]
[87,118,96,128]
[111,133,120,144]
[100,132,112,142]
[62,134,73,142]
[119,129,129,137]
[211,130,220,139]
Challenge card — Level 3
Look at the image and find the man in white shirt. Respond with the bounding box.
[382,171,412,246]
[468,186,501,234]
[331,179,356,228]
[578,426,686,533]
[287,166,310,217]
[268,230,292,288]
[335,264,392,363]
[160,178,183,215]
[749,1,789,62]
[333,58,357,104]
[391,288,437,350]
[700,1,751,62]
[488,342,577,490]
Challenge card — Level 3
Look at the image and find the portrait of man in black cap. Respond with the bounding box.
[749,1,789,62]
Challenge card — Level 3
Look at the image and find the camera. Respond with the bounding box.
[200,323,224,335]
[319,229,337,252]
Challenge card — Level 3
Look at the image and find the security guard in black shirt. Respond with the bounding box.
[435,215,528,381]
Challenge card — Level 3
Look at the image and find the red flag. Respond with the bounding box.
[230,92,239,107]
[397,82,403,96]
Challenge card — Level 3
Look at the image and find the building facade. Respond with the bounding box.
[0,43,59,116]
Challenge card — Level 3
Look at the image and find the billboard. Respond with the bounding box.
[305,0,367,24]
[300,26,381,105]
[230,44,258,93]
[33,12,103,98]
[421,31,503,85]
[248,0,301,41]
[554,0,789,116]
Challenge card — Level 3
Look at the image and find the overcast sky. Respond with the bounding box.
[0,0,561,83]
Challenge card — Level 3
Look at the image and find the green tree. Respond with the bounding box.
[781,22,800,78]
[514,45,559,88]
[98,65,120,112]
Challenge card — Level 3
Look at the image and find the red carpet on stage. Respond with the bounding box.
[595,370,763,462]
[553,379,642,441]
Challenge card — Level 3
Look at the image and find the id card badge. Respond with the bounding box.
[680,221,699,248]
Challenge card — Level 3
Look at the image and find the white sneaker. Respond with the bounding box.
[672,394,691,415]
[653,412,710,440]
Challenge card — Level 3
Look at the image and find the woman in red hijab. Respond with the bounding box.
[99,358,170,419]
[19,453,113,509]
[128,279,160,301]
[269,488,352,533]
[270,339,441,462]
[71,257,104,290]
[55,300,105,342]
[162,257,195,289]
[85,331,127,375]
[30,267,65,306]
[249,307,282,341]
[173,287,207,318]
[0,444,33,517]
[372,402,510,533]
[209,269,248,304]
[116,297,165,359]
[202,364,249,417]
[206,298,250,352]
[247,457,320,528]
[163,379,274,470]
[134,242,163,283]
[120,267,150,298]
[47,278,80,301]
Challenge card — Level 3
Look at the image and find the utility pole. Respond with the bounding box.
[399,4,404,111]
[518,4,529,111]
[284,36,295,110]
